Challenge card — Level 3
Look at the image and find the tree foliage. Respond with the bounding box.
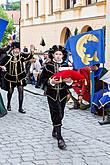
[10,2,20,11]
[0,7,16,46]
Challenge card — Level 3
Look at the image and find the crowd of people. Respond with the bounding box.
[0,41,110,150]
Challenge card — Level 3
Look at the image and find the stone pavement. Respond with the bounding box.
[0,85,110,165]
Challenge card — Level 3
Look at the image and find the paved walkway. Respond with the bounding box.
[0,85,110,165]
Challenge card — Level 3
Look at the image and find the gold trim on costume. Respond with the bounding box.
[4,56,12,66]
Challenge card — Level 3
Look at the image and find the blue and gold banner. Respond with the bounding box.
[65,29,105,69]
[0,18,8,42]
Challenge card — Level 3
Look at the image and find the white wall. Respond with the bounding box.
[105,0,110,69]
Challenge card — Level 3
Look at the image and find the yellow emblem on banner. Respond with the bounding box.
[76,34,99,65]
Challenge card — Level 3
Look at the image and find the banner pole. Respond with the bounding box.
[102,63,105,121]
[90,70,94,113]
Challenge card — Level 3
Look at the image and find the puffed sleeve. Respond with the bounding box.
[38,66,49,91]
[0,55,11,66]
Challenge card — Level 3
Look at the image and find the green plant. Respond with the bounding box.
[0,7,16,46]
[10,1,20,11]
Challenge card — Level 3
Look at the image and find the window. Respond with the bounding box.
[64,28,71,43]
[48,0,53,15]
[86,0,97,5]
[64,0,76,9]
[71,0,76,7]
[26,4,29,19]
[86,0,91,5]
[35,0,39,17]
[65,0,70,9]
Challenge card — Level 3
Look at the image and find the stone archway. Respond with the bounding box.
[60,27,71,46]
[80,25,93,33]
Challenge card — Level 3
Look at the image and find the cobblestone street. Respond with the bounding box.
[1,85,110,165]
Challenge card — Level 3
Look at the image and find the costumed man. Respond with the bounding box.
[39,45,71,149]
[98,84,110,125]
[0,42,12,90]
[0,42,34,113]
[69,66,90,110]
[91,63,108,115]
[0,44,12,117]
[95,70,110,125]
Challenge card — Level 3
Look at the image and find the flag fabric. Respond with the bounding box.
[100,70,110,84]
[65,29,105,69]
[0,18,8,42]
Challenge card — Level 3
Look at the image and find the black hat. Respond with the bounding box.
[48,45,68,61]
[11,42,20,49]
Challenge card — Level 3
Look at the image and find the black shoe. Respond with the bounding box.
[98,114,110,125]
[73,103,80,109]
[98,119,110,125]
[18,109,26,114]
[58,137,66,150]
[7,106,11,111]
[52,131,57,138]
[69,106,74,110]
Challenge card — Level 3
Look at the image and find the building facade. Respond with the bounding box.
[106,0,110,69]
[20,0,106,60]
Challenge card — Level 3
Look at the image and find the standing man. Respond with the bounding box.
[0,42,34,113]
[39,45,71,149]
[90,64,108,115]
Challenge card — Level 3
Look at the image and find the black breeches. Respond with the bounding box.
[47,97,67,126]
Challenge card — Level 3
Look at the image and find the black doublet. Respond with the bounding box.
[0,52,33,90]
[40,61,69,102]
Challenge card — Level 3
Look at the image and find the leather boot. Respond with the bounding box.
[55,126,66,149]
[98,114,110,125]
[52,126,57,138]
[18,109,26,114]
[7,105,11,111]
[58,138,66,150]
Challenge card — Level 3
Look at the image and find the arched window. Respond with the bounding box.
[81,25,93,33]
[60,27,71,45]
[65,28,71,43]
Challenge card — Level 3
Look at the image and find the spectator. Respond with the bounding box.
[23,46,28,52]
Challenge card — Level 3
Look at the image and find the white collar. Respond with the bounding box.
[53,59,63,64]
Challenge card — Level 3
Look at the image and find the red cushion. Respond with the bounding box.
[51,70,85,80]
